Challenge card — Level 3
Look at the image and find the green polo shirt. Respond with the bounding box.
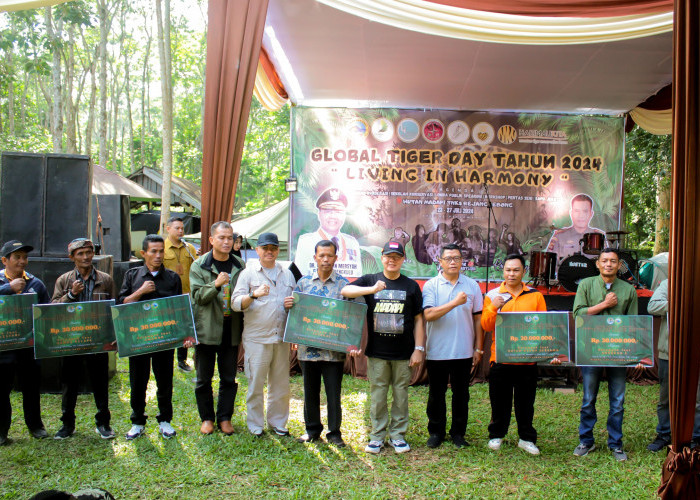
[573,275,638,318]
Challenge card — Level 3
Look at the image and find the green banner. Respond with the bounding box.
[284,292,366,353]
[111,294,197,357]
[32,300,116,359]
[575,315,653,367]
[0,293,38,351]
[494,312,570,363]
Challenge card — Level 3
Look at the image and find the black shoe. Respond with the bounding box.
[452,435,470,448]
[30,427,49,439]
[0,433,9,446]
[647,436,671,452]
[178,360,193,372]
[296,433,321,443]
[54,426,75,440]
[426,434,444,448]
[327,434,346,448]
[95,425,116,440]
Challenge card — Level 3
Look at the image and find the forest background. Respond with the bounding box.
[0,0,671,256]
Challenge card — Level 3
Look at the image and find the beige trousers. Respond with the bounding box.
[242,340,290,433]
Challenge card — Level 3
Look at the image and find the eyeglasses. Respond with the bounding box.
[320,209,345,215]
[440,257,462,263]
[382,254,403,261]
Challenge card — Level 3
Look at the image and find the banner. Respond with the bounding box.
[284,292,366,353]
[575,315,653,367]
[33,300,116,359]
[0,293,37,351]
[291,108,624,279]
[111,295,197,357]
[494,312,570,363]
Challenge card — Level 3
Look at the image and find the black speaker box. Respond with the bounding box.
[113,259,143,294]
[0,152,46,255]
[27,254,113,298]
[43,154,92,256]
[92,194,132,261]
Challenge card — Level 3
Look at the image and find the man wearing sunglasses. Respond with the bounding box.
[422,244,484,449]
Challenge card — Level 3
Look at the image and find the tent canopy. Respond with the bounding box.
[263,0,672,114]
[92,165,159,202]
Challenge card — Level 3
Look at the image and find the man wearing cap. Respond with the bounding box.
[341,240,425,454]
[294,187,362,278]
[0,240,51,445]
[232,232,296,437]
[163,215,197,372]
[51,238,115,440]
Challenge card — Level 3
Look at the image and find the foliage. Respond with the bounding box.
[0,356,667,499]
[623,127,672,255]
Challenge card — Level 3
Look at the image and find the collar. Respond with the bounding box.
[201,251,242,272]
[74,267,97,282]
[253,260,280,273]
[497,281,532,296]
[1,269,30,281]
[596,275,618,288]
[437,271,463,286]
[165,238,184,250]
[137,265,164,278]
[311,269,338,284]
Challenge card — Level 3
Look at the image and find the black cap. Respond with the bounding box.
[382,241,405,256]
[257,232,279,247]
[1,240,34,258]
[315,188,348,209]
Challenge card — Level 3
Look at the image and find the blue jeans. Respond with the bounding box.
[656,358,700,441]
[579,366,626,449]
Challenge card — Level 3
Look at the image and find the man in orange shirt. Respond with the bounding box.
[481,254,549,455]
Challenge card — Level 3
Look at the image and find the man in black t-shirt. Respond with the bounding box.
[342,241,425,454]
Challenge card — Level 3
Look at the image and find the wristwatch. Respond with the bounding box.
[249,292,257,300]
[475,349,484,355]
[414,345,425,352]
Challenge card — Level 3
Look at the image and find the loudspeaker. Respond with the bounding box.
[43,154,92,256]
[92,194,132,261]
[113,259,143,295]
[0,152,46,255]
[27,254,113,298]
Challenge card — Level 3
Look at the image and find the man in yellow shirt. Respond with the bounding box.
[163,216,198,371]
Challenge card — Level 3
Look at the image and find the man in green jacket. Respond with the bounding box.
[572,248,638,462]
[190,221,245,435]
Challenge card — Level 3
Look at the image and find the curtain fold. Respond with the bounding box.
[253,48,289,111]
[659,0,700,497]
[629,107,672,135]
[0,0,69,12]
[318,0,673,45]
[427,0,672,18]
[200,0,270,252]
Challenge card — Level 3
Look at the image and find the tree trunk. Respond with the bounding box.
[141,9,151,168]
[85,52,97,158]
[46,6,63,152]
[64,24,78,154]
[654,175,671,254]
[6,48,14,136]
[156,0,173,234]
[98,0,112,167]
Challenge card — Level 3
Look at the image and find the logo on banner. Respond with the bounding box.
[472,122,495,146]
[348,118,369,138]
[422,119,445,143]
[447,120,470,144]
[397,118,420,143]
[498,125,517,144]
[371,118,394,142]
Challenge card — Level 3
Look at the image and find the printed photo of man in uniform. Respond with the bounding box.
[546,193,606,267]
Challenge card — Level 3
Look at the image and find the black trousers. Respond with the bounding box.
[426,358,473,438]
[488,363,538,443]
[60,353,110,428]
[177,347,188,363]
[300,360,344,438]
[194,343,238,423]
[128,349,174,425]
[0,348,43,435]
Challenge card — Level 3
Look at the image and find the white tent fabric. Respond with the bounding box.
[0,0,68,12]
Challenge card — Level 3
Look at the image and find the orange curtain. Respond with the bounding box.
[200,0,269,252]
[427,0,672,17]
[659,0,700,497]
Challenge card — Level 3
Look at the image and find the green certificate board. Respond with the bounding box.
[575,315,653,367]
[33,300,116,359]
[494,312,570,363]
[284,292,366,353]
[111,294,197,357]
[0,293,38,352]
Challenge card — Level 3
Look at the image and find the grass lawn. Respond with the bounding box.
[1,358,666,499]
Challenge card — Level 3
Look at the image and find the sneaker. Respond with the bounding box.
[250,429,264,438]
[126,424,145,440]
[647,435,671,452]
[451,435,469,448]
[573,443,596,457]
[54,426,75,440]
[518,439,540,455]
[95,425,116,440]
[177,360,193,372]
[426,434,444,448]
[272,427,290,437]
[29,427,49,439]
[390,439,411,454]
[296,433,321,443]
[488,438,503,451]
[327,434,346,448]
[365,440,384,454]
[611,448,628,462]
[159,421,176,439]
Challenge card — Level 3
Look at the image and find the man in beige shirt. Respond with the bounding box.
[163,216,197,372]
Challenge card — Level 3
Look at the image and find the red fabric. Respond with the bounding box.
[259,47,288,99]
[200,0,269,252]
[426,0,672,17]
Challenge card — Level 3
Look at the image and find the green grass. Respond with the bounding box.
[1,359,666,499]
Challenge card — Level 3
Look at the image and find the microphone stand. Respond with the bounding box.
[483,181,498,293]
